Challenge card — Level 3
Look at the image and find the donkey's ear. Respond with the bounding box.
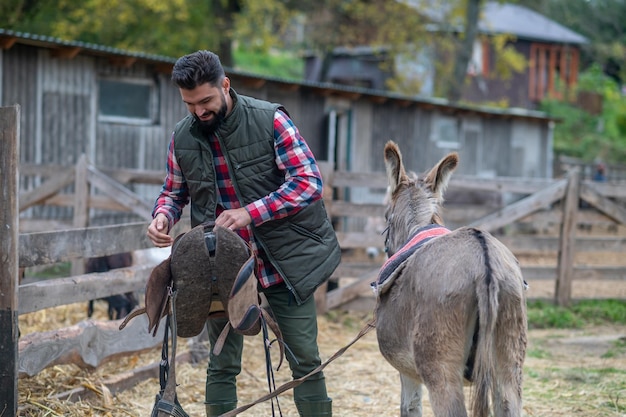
[384,141,408,194]
[424,153,458,199]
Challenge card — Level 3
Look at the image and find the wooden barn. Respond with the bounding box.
[0,28,555,227]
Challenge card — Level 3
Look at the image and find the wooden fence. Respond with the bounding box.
[321,165,626,312]
[2,104,626,414]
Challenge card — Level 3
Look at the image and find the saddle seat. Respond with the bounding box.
[120,221,283,360]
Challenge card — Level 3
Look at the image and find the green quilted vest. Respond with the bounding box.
[172,89,340,303]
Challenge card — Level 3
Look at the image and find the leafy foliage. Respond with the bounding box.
[7,0,216,57]
[540,65,626,164]
[232,1,299,54]
[233,48,303,79]
[489,34,527,80]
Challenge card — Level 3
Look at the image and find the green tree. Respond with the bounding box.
[4,0,220,60]
[209,0,241,67]
[2,0,308,67]
[540,65,626,164]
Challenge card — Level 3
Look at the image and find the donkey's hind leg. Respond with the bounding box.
[423,373,467,417]
[399,374,423,417]
[493,387,523,417]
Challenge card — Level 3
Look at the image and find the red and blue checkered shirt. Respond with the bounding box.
[153,109,324,288]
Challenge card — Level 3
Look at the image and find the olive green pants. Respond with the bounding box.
[204,282,328,407]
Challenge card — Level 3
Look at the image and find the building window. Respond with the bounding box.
[529,43,579,101]
[98,77,158,124]
[467,39,489,77]
[432,115,462,149]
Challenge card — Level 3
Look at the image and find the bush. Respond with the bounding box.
[540,64,626,164]
[527,299,626,329]
[233,48,303,80]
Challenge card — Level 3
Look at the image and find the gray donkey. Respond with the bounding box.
[373,141,527,417]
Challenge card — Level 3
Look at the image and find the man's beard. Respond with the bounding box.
[195,96,227,136]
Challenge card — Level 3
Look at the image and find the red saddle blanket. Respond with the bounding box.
[372,224,450,295]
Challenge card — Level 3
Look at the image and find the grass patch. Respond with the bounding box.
[602,338,626,359]
[525,369,540,379]
[602,393,626,414]
[233,48,303,80]
[571,299,626,324]
[526,345,552,359]
[518,360,626,415]
[563,367,603,384]
[527,299,626,329]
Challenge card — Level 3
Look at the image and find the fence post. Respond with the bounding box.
[71,154,90,276]
[555,168,580,307]
[0,105,20,416]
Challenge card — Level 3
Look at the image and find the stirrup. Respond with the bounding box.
[151,394,189,417]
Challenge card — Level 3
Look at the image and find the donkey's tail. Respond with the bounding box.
[471,228,499,417]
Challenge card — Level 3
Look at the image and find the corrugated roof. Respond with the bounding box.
[403,0,587,44]
[0,28,177,63]
[480,2,588,44]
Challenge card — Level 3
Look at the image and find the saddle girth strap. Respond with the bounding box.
[154,289,189,417]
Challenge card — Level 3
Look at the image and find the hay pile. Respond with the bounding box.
[18,303,406,417]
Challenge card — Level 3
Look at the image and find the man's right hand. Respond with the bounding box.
[147,213,174,247]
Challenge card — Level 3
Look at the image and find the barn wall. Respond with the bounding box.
[511,119,545,178]
[93,56,184,172]
[348,103,553,224]
[295,90,327,161]
[2,45,39,165]
[40,50,93,166]
[1,40,554,228]
[352,100,374,171]
[233,80,328,161]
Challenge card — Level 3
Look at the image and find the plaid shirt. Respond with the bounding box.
[153,109,323,288]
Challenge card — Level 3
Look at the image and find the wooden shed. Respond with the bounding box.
[0,28,556,226]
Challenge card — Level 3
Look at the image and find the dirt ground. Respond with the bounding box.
[117,318,626,417]
[18,304,626,417]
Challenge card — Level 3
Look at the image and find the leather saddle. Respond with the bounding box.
[119,222,285,417]
[120,221,283,358]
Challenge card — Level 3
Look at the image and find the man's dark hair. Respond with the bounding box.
[172,50,225,89]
